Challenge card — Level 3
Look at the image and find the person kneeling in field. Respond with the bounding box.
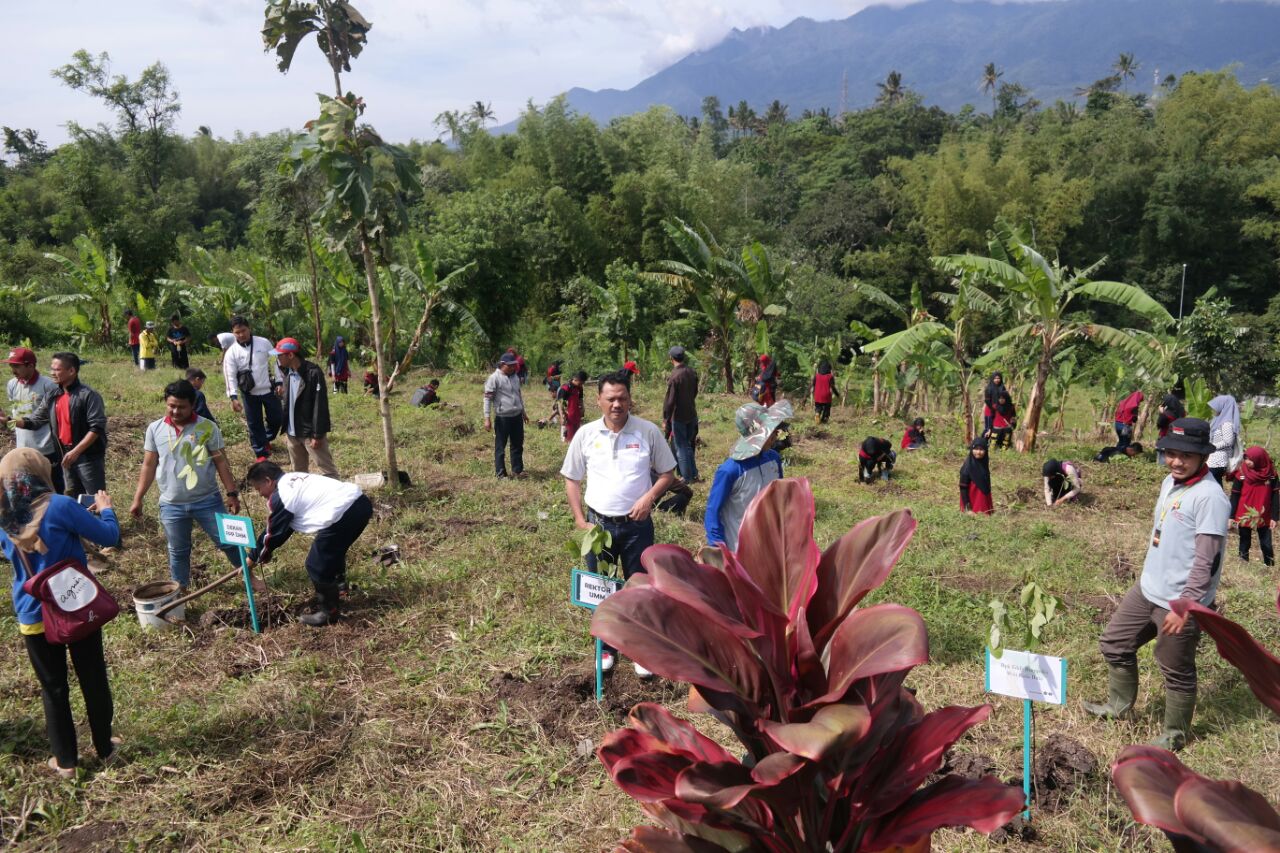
[857,437,895,483]
[1043,459,1083,507]
[243,462,373,627]
[704,401,790,552]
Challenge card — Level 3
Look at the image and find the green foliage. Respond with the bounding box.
[987,580,1062,658]
[564,524,612,565]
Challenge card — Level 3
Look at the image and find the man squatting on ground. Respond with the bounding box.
[11,352,108,496]
[1084,417,1230,751]
[561,370,676,676]
[223,316,282,463]
[483,351,528,478]
[2,347,65,495]
[244,462,373,627]
[129,380,243,592]
[272,337,339,478]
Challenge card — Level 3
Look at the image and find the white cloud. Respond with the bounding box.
[2,0,1050,145]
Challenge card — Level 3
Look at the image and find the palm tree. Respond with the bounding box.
[434,109,464,143]
[876,71,905,106]
[469,100,496,128]
[763,99,789,126]
[934,217,1174,451]
[1113,52,1139,91]
[980,63,1003,116]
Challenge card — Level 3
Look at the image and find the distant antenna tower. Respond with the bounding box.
[840,69,849,115]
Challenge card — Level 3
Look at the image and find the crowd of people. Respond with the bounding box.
[1,321,1274,777]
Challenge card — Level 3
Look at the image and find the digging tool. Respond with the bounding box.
[156,567,245,623]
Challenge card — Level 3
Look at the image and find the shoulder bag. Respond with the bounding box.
[18,550,120,644]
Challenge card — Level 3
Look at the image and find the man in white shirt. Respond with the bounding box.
[561,370,677,675]
[222,316,282,462]
[1,347,63,494]
[483,351,528,478]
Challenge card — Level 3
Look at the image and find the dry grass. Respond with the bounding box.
[0,356,1277,851]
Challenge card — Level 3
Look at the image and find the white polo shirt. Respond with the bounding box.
[561,415,677,516]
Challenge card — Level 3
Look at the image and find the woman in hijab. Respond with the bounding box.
[1114,390,1144,451]
[1042,459,1083,507]
[982,372,1005,435]
[991,391,1017,449]
[1156,393,1186,464]
[858,437,896,483]
[1230,445,1278,566]
[900,417,927,450]
[812,360,836,424]
[1207,394,1242,482]
[752,354,778,406]
[0,448,121,778]
[960,436,993,514]
[327,336,351,394]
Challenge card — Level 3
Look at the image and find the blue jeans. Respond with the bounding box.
[671,419,699,481]
[1114,421,1132,451]
[585,511,655,656]
[158,493,243,587]
[244,392,283,457]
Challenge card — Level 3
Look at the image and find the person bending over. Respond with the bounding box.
[1043,459,1083,507]
[857,437,895,483]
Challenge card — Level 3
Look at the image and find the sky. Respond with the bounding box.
[3,0,1053,146]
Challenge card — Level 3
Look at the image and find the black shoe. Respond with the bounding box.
[496,471,508,479]
[1240,553,1250,562]
[300,608,338,627]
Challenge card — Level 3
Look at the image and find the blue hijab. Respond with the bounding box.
[330,337,349,375]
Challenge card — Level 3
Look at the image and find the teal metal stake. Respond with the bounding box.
[595,638,603,703]
[240,547,261,633]
[1022,699,1033,820]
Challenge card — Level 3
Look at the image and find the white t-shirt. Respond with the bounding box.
[277,472,363,533]
[560,415,677,516]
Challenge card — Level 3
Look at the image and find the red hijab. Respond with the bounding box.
[1237,446,1276,523]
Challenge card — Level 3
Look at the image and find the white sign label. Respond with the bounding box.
[571,570,622,609]
[217,514,255,548]
[48,566,99,612]
[985,649,1067,705]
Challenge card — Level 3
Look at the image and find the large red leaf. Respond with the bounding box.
[761,703,871,762]
[614,826,734,853]
[627,703,739,766]
[641,545,762,640]
[673,761,759,810]
[600,728,673,775]
[1174,777,1280,852]
[592,587,768,708]
[808,509,918,651]
[734,478,821,620]
[1111,745,1202,841]
[611,752,696,802]
[813,605,929,706]
[860,774,1027,852]
[1169,598,1280,717]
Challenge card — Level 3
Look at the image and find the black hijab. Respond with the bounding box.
[861,436,890,460]
[817,360,832,375]
[961,436,992,493]
[1161,393,1185,419]
[996,390,1016,418]
[984,372,1004,408]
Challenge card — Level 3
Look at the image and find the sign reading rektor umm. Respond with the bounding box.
[985,648,1068,705]
[570,569,622,610]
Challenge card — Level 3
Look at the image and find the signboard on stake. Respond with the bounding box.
[985,648,1069,821]
[570,568,623,702]
[216,513,261,634]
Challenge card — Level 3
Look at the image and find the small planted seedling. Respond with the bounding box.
[988,580,1062,659]
[566,524,614,572]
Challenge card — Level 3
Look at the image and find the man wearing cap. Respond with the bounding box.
[1085,418,1230,751]
[273,337,339,478]
[662,346,699,483]
[222,316,282,463]
[138,321,159,371]
[705,401,790,552]
[561,370,677,676]
[12,352,108,495]
[483,351,528,478]
[1,348,64,494]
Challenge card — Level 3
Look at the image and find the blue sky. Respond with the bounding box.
[6,0,1052,145]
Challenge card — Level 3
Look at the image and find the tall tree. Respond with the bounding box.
[264,0,417,484]
[876,71,905,107]
[1113,52,1140,91]
[980,63,1003,116]
[935,217,1173,451]
[763,100,789,126]
[386,240,481,391]
[469,100,496,128]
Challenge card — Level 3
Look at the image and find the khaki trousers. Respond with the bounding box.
[1099,584,1203,694]
[286,434,340,478]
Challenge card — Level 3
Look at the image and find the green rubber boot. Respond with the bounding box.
[1083,664,1139,719]
[1149,691,1195,751]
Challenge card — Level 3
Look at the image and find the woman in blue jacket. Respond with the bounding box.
[705,401,791,552]
[0,448,120,778]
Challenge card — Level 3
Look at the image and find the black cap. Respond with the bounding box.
[1155,417,1214,455]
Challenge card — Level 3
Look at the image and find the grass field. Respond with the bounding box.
[1,352,1277,851]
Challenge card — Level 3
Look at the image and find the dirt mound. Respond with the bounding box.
[51,821,127,852]
[1111,552,1137,580]
[1013,486,1038,504]
[1032,733,1098,811]
[944,751,997,779]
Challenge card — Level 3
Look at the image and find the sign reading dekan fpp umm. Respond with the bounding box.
[215,513,256,549]
[985,649,1068,705]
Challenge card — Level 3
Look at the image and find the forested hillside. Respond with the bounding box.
[3,58,1279,399]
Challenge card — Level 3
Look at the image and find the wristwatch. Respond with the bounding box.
[226,490,240,498]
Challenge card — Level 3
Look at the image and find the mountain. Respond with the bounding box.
[498,0,1280,131]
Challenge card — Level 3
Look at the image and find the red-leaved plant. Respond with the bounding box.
[1111,597,1280,852]
[590,478,1025,852]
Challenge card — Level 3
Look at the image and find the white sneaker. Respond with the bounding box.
[634,662,654,679]
[600,651,616,672]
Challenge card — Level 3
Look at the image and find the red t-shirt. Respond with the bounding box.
[813,373,834,404]
[127,316,142,346]
[55,393,73,446]
[623,361,639,376]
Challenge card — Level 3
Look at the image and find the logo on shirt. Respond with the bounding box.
[625,443,641,450]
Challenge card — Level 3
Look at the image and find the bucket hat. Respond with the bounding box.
[1154,417,1214,455]
[732,400,793,461]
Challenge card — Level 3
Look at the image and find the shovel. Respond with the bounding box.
[155,566,254,623]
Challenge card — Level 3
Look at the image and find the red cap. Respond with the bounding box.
[270,337,302,355]
[5,347,36,366]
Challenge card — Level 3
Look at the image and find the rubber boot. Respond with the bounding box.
[300,583,339,627]
[1083,664,1139,719]
[1149,691,1195,751]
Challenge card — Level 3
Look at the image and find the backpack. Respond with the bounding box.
[19,552,119,644]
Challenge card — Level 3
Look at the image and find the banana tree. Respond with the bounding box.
[40,233,125,346]
[935,217,1173,452]
[647,218,745,393]
[582,272,639,365]
[736,242,792,356]
[385,240,481,392]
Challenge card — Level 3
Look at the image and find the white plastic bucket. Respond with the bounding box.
[134,580,182,628]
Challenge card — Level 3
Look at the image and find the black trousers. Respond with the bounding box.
[23,629,114,769]
[305,495,373,587]
[814,402,831,423]
[1240,526,1275,565]
[43,452,66,496]
[493,414,525,476]
[61,448,107,496]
